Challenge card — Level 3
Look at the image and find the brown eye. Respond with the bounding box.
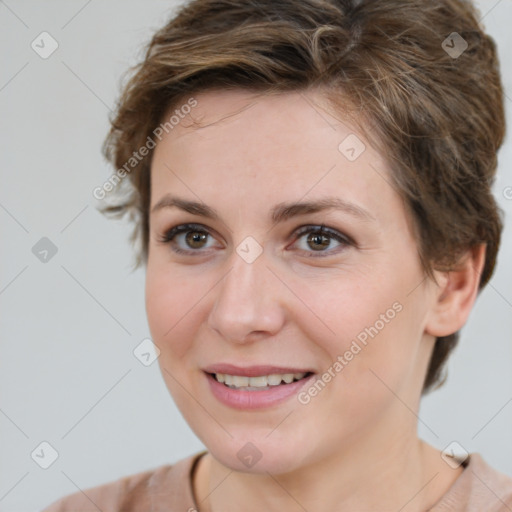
[185,230,208,249]
[158,223,217,255]
[306,232,331,251]
[292,225,352,257]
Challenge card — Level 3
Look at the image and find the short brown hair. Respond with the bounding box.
[101,0,506,394]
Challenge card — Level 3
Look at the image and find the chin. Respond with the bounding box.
[198,426,314,475]
[211,444,306,474]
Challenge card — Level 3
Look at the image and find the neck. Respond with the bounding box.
[193,418,462,512]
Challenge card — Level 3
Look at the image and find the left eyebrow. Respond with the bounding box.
[270,197,375,223]
[151,195,375,223]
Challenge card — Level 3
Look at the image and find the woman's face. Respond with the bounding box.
[146,89,439,473]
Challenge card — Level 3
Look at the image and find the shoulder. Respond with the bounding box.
[468,453,512,511]
[40,451,206,512]
[433,452,512,512]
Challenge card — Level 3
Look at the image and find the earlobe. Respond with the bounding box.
[425,245,486,338]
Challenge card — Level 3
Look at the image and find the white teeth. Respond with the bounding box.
[267,374,283,385]
[247,376,268,387]
[232,375,250,387]
[213,372,307,388]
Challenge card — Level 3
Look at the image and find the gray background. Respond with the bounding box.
[1,1,511,510]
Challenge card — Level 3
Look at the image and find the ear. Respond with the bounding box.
[425,244,486,338]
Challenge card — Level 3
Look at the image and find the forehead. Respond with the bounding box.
[160,88,360,154]
[150,89,403,227]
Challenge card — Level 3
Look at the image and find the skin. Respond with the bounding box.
[145,89,485,511]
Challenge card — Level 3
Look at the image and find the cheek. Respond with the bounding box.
[296,299,424,438]
[301,269,424,389]
[145,265,204,360]
[294,270,396,343]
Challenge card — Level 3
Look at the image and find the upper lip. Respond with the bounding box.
[203,364,314,377]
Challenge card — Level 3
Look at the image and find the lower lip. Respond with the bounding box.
[205,372,315,410]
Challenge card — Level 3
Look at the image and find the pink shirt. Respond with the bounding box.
[41,451,512,511]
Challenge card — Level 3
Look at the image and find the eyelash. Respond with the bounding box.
[157,222,353,258]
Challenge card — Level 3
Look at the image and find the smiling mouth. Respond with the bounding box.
[207,371,314,390]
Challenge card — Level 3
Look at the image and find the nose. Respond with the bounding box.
[207,248,286,344]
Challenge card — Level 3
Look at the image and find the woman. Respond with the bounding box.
[42,0,512,510]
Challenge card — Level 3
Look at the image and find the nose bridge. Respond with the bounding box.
[208,248,284,343]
